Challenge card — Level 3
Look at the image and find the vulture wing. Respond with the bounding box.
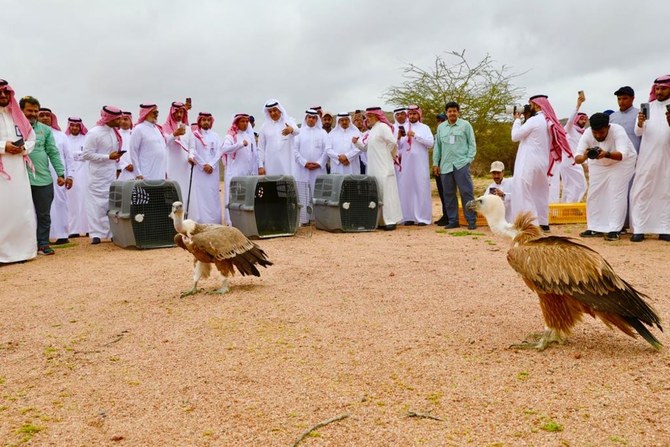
[507,236,663,346]
[188,226,273,277]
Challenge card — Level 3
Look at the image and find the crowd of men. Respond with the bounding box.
[1,74,669,264]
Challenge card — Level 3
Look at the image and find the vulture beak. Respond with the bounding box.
[465,199,479,212]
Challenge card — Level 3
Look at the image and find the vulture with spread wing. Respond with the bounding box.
[169,202,273,297]
[467,195,663,350]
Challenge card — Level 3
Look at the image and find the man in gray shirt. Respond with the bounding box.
[609,86,641,152]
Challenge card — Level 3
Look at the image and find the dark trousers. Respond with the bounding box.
[31,184,54,248]
[435,175,446,218]
[440,163,476,225]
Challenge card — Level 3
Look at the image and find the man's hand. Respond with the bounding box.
[188,157,195,166]
[109,151,123,160]
[352,136,359,144]
[258,167,266,175]
[4,141,24,154]
[281,124,293,136]
[173,126,186,137]
[666,111,670,127]
[242,139,248,147]
[305,162,320,170]
[337,154,349,165]
[65,177,74,189]
[203,164,214,174]
[637,112,646,128]
[56,176,66,187]
[432,166,440,177]
[124,164,134,172]
[407,130,415,138]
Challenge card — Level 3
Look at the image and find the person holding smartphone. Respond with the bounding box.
[484,161,513,223]
[629,75,670,242]
[0,79,38,263]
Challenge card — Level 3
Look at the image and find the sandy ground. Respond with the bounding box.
[1,198,669,447]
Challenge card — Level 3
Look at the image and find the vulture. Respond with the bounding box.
[169,201,273,297]
[466,195,663,350]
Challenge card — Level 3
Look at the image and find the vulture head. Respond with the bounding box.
[466,195,517,239]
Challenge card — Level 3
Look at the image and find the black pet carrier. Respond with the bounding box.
[312,174,380,232]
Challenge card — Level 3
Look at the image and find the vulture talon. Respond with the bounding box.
[180,287,201,298]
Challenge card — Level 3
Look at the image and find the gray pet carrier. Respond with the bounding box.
[227,175,300,239]
[312,174,380,232]
[108,180,182,249]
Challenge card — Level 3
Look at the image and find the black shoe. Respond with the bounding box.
[540,225,550,232]
[404,221,415,226]
[630,233,645,242]
[579,230,603,238]
[91,237,101,245]
[435,217,448,226]
[68,233,80,238]
[52,238,70,245]
[467,222,477,230]
[604,232,620,241]
[444,222,459,229]
[382,224,396,231]
[659,234,670,241]
[417,222,427,227]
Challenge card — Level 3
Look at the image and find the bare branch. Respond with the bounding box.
[291,413,349,447]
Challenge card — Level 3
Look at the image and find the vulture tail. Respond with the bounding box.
[624,316,663,350]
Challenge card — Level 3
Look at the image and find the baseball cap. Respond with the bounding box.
[490,161,505,172]
[614,86,634,96]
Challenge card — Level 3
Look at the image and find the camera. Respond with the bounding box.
[640,103,649,119]
[489,187,497,194]
[587,147,602,159]
[505,104,527,115]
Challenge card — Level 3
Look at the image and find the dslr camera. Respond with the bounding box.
[505,104,527,115]
[587,146,602,159]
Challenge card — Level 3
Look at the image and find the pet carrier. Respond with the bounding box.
[312,174,380,232]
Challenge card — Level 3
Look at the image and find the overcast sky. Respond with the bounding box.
[3,0,668,129]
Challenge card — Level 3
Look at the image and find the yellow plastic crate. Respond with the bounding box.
[458,206,489,227]
[548,203,586,224]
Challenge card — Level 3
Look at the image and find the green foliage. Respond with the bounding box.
[540,419,564,432]
[383,50,525,175]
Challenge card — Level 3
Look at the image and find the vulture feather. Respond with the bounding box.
[169,201,273,296]
[467,195,663,350]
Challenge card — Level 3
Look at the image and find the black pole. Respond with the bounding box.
[185,162,194,218]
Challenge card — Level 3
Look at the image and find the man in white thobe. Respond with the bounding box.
[189,112,222,224]
[293,109,329,224]
[353,107,402,230]
[511,94,571,231]
[38,108,74,244]
[549,92,587,203]
[129,103,167,180]
[221,113,257,225]
[398,105,434,225]
[327,112,361,175]
[65,117,89,237]
[629,75,670,242]
[0,79,37,263]
[574,113,636,241]
[484,161,514,224]
[117,111,135,181]
[163,101,194,200]
[392,107,409,180]
[257,99,299,176]
[82,106,124,244]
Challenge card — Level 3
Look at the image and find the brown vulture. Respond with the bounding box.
[169,201,273,297]
[466,195,663,350]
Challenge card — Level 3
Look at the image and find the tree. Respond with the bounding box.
[382,50,525,175]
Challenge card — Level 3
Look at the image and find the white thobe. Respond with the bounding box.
[549,108,587,203]
[66,134,89,235]
[511,112,551,225]
[354,123,403,226]
[393,122,410,181]
[630,98,670,235]
[49,130,73,239]
[165,128,195,201]
[220,130,257,225]
[0,107,37,262]
[576,124,636,233]
[484,177,514,224]
[129,121,167,180]
[189,129,222,224]
[293,125,329,224]
[397,121,434,224]
[258,118,299,175]
[117,128,135,181]
[326,126,361,175]
[82,125,121,239]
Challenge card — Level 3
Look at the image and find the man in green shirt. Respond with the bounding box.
[20,96,65,255]
[432,101,477,229]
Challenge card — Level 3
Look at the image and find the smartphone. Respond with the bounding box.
[489,187,497,194]
[185,97,192,106]
[666,104,670,113]
[578,90,585,101]
[13,138,24,147]
[640,103,649,119]
[398,125,406,136]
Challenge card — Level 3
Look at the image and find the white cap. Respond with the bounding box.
[490,161,505,172]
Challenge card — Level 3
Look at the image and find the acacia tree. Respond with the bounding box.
[383,50,525,175]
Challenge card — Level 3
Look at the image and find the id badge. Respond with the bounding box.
[15,125,22,137]
[449,134,455,144]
